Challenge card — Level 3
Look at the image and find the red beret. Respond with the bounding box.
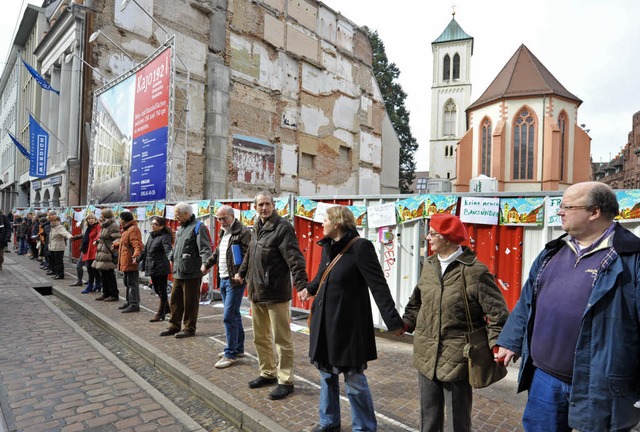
[429,213,468,245]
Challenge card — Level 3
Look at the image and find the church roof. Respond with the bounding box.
[467,44,582,111]
[433,16,473,51]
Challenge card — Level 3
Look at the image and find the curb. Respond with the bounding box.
[53,285,287,432]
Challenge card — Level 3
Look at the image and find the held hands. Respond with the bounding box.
[200,264,207,274]
[298,288,311,302]
[494,346,518,367]
[232,273,244,284]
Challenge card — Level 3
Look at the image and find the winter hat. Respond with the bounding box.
[119,211,134,222]
[429,213,468,245]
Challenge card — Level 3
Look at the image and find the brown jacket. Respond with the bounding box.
[402,247,509,382]
[114,220,143,272]
[93,218,121,271]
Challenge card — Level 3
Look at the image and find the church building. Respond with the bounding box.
[454,44,592,192]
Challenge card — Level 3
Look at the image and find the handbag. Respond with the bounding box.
[461,268,507,389]
[307,236,359,326]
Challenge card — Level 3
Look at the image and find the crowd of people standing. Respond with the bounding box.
[2,181,639,432]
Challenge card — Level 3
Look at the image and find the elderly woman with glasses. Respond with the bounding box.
[401,213,509,432]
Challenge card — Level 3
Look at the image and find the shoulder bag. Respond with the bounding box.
[461,267,507,388]
[307,236,359,326]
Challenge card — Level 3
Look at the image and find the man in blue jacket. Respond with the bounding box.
[496,182,640,432]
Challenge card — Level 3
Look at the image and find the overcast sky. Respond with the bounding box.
[2,0,638,171]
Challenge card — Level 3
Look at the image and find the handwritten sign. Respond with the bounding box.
[367,203,397,228]
[460,197,500,225]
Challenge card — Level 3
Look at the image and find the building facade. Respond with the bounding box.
[594,110,640,189]
[3,0,402,207]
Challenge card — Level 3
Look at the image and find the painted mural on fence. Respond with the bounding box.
[197,200,211,217]
[347,205,367,227]
[426,195,458,216]
[241,209,257,227]
[616,190,640,221]
[499,198,545,226]
[396,195,426,224]
[275,197,289,217]
[295,198,318,221]
[155,202,165,217]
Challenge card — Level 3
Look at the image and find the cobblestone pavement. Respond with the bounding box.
[2,252,538,431]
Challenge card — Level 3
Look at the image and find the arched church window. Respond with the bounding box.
[443,100,456,137]
[481,118,492,176]
[513,109,535,180]
[558,112,567,181]
[443,55,450,81]
[453,54,460,80]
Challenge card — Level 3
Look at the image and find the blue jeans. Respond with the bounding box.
[523,368,572,432]
[220,278,245,359]
[319,369,377,431]
[18,238,28,255]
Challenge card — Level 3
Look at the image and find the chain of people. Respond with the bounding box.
[1,182,639,432]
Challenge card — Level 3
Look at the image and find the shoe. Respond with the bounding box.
[69,281,83,286]
[269,384,294,400]
[149,314,165,322]
[121,305,140,313]
[53,275,64,280]
[103,297,119,302]
[311,424,341,432]
[215,357,237,369]
[174,330,195,339]
[118,303,130,310]
[160,328,180,337]
[80,286,93,294]
[92,284,102,292]
[46,271,55,275]
[218,351,245,358]
[248,376,277,389]
[95,296,107,301]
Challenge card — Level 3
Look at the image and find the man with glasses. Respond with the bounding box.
[496,182,640,431]
[201,205,251,369]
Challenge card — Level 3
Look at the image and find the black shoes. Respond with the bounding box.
[121,305,140,313]
[160,328,180,337]
[248,376,278,389]
[311,424,341,432]
[174,330,195,339]
[269,384,294,400]
[53,275,64,280]
[103,297,119,302]
[69,280,83,286]
[118,303,130,310]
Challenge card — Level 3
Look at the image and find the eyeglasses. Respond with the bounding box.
[557,204,590,212]
[150,222,159,226]
[426,231,442,238]
[216,215,229,221]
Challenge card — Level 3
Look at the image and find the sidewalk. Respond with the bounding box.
[1,252,529,431]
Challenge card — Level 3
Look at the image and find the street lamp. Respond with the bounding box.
[64,52,107,84]
[120,0,170,41]
[88,30,133,60]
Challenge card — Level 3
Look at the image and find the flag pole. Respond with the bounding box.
[26,108,69,150]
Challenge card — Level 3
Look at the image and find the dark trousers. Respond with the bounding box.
[29,242,38,258]
[419,373,472,432]
[100,269,119,299]
[168,278,201,333]
[151,275,170,316]
[51,251,65,277]
[85,260,101,286]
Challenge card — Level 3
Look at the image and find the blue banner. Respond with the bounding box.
[29,115,48,178]
[21,58,59,95]
[129,126,167,202]
[8,132,29,158]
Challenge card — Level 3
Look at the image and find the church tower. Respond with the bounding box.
[429,13,473,180]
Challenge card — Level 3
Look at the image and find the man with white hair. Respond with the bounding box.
[161,202,212,339]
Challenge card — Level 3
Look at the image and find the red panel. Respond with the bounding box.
[494,225,523,311]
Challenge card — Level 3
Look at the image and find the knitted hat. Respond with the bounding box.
[119,211,134,222]
[429,213,468,245]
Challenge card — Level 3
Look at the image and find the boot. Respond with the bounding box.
[92,282,102,292]
[81,283,93,294]
[150,299,168,322]
[69,268,83,286]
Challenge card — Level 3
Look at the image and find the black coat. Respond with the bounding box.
[307,229,404,369]
[141,230,172,277]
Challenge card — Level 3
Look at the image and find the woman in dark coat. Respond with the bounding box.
[139,216,173,321]
[93,209,121,302]
[299,206,404,432]
[78,213,102,293]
